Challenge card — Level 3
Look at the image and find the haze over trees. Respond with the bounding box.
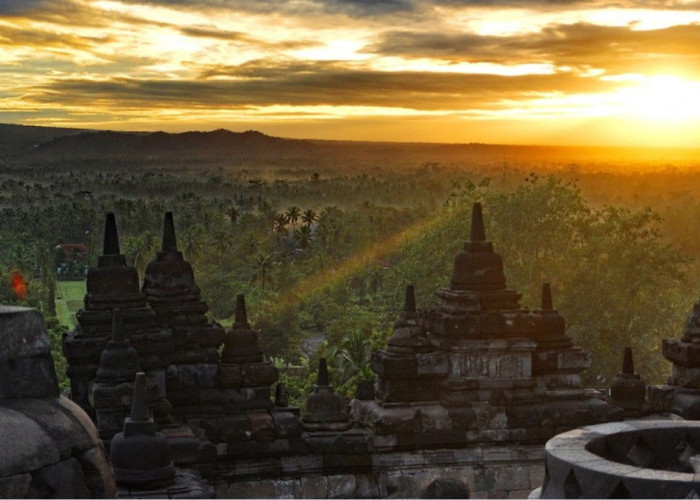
[0,124,698,402]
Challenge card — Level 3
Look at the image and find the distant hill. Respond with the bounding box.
[33,128,316,160]
[3,122,700,169]
[0,123,86,154]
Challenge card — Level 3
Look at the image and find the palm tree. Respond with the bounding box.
[273,212,289,236]
[225,206,240,224]
[249,252,275,293]
[181,225,204,263]
[301,208,317,227]
[331,329,372,385]
[293,225,313,250]
[286,206,301,230]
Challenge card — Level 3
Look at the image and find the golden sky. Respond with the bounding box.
[3,0,700,146]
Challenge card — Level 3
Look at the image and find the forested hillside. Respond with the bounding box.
[1,123,699,403]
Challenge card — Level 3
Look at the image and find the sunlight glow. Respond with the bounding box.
[614,75,700,122]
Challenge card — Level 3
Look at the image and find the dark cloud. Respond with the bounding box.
[0,0,50,15]
[24,60,619,112]
[368,23,700,75]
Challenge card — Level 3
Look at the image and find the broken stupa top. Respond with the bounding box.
[302,358,350,431]
[221,294,263,364]
[450,202,507,292]
[142,211,198,299]
[387,284,430,349]
[86,213,142,307]
[534,283,572,349]
[95,308,141,383]
[0,305,59,399]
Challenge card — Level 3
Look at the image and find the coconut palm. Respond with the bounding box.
[286,206,301,229]
[301,208,317,227]
[293,225,313,250]
[249,252,275,293]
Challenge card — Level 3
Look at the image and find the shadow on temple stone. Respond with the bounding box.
[112,372,212,498]
[419,477,470,499]
[63,212,172,423]
[0,305,116,498]
[143,211,224,422]
[355,202,623,453]
[52,206,660,499]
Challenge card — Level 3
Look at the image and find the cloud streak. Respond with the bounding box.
[2,0,700,145]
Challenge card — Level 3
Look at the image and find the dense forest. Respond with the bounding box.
[2,124,700,405]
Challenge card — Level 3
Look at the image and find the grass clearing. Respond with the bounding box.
[56,280,85,328]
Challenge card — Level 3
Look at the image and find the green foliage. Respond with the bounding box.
[0,154,697,398]
[45,316,69,391]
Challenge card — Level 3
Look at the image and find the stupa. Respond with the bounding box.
[141,212,225,421]
[649,292,700,417]
[356,202,622,449]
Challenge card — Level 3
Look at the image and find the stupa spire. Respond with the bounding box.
[449,202,507,292]
[235,294,248,326]
[130,372,149,422]
[404,284,416,313]
[622,346,634,375]
[317,358,330,386]
[103,212,120,255]
[541,283,553,311]
[470,202,486,242]
[161,211,178,253]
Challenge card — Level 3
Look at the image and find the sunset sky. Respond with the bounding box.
[3,0,700,146]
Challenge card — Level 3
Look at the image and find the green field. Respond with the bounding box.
[56,281,86,328]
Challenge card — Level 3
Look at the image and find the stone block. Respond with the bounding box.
[377,378,444,403]
[529,464,546,489]
[274,479,298,499]
[507,489,533,499]
[280,455,323,474]
[556,349,590,371]
[384,473,416,499]
[95,407,129,436]
[171,363,219,387]
[324,453,372,474]
[80,446,118,498]
[355,474,380,498]
[91,381,133,408]
[663,339,700,367]
[0,473,31,498]
[371,351,418,377]
[218,479,276,499]
[31,457,90,499]
[327,474,357,499]
[496,465,531,490]
[300,475,327,498]
[271,410,301,439]
[0,408,59,476]
[670,365,700,389]
[415,352,450,376]
[458,351,532,379]
[219,365,242,388]
[241,363,279,387]
[0,306,59,399]
[213,414,251,442]
[222,387,272,405]
[247,410,275,441]
[473,464,497,492]
[169,347,219,364]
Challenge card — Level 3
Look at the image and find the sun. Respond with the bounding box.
[615,75,700,122]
